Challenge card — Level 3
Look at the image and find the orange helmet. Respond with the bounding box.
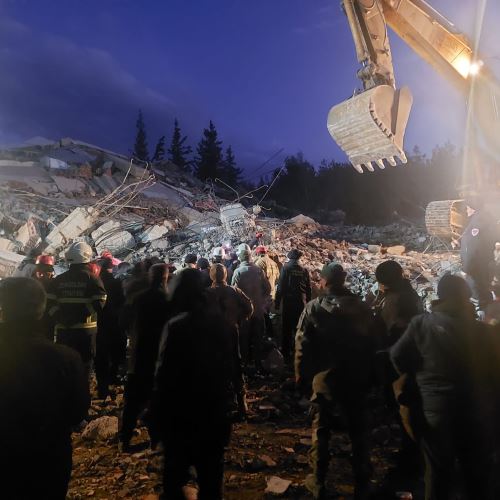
[88,262,101,277]
[36,255,55,266]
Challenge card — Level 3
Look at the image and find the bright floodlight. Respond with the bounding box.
[469,60,483,76]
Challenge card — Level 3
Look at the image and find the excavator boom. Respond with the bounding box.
[328,0,481,173]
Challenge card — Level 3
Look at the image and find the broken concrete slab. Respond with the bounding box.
[0,237,17,252]
[51,175,87,195]
[386,245,406,256]
[0,249,25,278]
[14,218,40,250]
[138,224,169,244]
[81,416,118,442]
[95,231,135,255]
[44,207,97,252]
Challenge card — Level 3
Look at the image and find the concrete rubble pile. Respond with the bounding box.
[0,138,460,299]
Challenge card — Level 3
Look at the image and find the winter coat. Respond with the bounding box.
[373,278,422,346]
[295,287,375,397]
[231,260,271,316]
[99,271,125,333]
[206,284,253,328]
[153,303,243,431]
[48,265,107,335]
[461,210,499,277]
[128,285,170,380]
[391,300,500,423]
[255,255,280,299]
[275,260,311,309]
[0,322,90,460]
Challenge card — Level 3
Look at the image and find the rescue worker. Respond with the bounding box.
[295,263,375,500]
[95,257,126,399]
[0,278,90,500]
[33,254,56,340]
[231,246,271,365]
[48,241,107,381]
[212,246,226,265]
[207,263,253,417]
[275,249,311,363]
[120,263,170,450]
[460,199,498,309]
[152,269,244,500]
[391,274,498,500]
[255,245,280,339]
[254,246,280,299]
[197,257,212,288]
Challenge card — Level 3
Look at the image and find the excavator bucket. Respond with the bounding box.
[327,85,413,173]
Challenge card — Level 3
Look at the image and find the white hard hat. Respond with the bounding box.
[65,241,93,264]
[212,246,226,258]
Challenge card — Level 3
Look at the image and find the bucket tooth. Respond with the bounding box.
[353,164,364,174]
[327,84,413,173]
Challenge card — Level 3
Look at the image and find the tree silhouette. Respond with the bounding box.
[167,118,192,171]
[194,120,223,181]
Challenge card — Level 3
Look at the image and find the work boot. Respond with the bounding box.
[304,474,326,499]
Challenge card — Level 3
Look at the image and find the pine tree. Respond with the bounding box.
[167,118,192,170]
[220,146,242,186]
[194,120,223,181]
[152,136,166,162]
[133,109,149,161]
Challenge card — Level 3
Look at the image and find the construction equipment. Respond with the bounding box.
[329,0,500,237]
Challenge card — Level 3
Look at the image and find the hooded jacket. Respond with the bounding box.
[254,254,280,299]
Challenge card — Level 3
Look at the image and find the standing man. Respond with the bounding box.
[275,249,311,363]
[296,263,375,500]
[0,278,90,500]
[120,263,170,450]
[391,274,498,500]
[460,199,498,309]
[231,246,271,365]
[152,270,243,499]
[48,242,107,382]
[254,246,280,299]
[95,257,125,399]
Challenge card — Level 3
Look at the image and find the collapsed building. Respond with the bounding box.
[0,137,459,299]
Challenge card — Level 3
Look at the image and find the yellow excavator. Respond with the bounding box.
[327,0,500,239]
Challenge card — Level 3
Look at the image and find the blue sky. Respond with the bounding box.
[0,0,498,175]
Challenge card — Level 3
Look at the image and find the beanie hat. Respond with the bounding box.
[287,249,302,260]
[320,261,346,285]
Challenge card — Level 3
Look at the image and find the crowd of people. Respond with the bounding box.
[1,235,500,500]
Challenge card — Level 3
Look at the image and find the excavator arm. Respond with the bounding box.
[328,0,486,174]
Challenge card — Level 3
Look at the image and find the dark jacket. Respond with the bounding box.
[461,210,498,277]
[48,265,107,334]
[153,303,242,431]
[295,287,375,396]
[275,259,311,308]
[373,278,422,347]
[199,268,212,288]
[129,285,170,380]
[99,271,125,332]
[206,284,253,328]
[391,301,500,421]
[0,322,90,459]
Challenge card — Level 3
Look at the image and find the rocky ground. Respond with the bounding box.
[68,372,426,500]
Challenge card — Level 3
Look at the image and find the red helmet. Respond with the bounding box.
[255,245,267,254]
[36,255,55,266]
[256,232,263,238]
[101,250,113,259]
[88,262,101,277]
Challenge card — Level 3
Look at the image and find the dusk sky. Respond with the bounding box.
[0,0,499,177]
